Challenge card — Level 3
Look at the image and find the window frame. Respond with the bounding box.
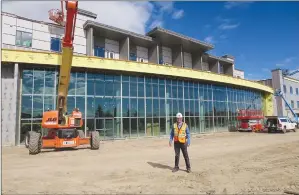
[16,30,32,48]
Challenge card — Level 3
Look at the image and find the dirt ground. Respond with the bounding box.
[2,131,299,195]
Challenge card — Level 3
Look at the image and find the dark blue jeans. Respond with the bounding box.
[174,141,191,169]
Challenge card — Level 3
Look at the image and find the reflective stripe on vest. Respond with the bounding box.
[173,122,187,143]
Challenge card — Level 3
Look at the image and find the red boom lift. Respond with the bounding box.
[237,109,265,132]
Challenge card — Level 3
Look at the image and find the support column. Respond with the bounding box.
[149,44,159,64]
[119,37,129,60]
[172,45,183,67]
[86,27,94,56]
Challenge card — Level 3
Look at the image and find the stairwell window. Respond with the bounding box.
[296,88,299,95]
[290,86,293,94]
[291,100,294,108]
[16,31,32,47]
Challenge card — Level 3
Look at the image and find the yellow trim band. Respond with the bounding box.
[2,49,273,93]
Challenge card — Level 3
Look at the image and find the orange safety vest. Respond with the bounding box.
[173,122,187,143]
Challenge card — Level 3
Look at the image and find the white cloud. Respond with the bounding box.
[204,36,215,44]
[262,68,270,72]
[172,9,184,19]
[219,23,240,30]
[275,56,297,68]
[224,1,253,9]
[2,1,183,35]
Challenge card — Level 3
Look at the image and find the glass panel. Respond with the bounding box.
[76,96,85,117]
[115,98,121,117]
[159,84,165,98]
[178,86,183,99]
[104,119,114,138]
[153,84,159,98]
[146,83,152,98]
[44,70,55,95]
[22,70,33,95]
[67,96,75,115]
[103,97,114,117]
[130,76,137,83]
[86,119,95,132]
[105,80,114,97]
[138,98,145,117]
[21,95,32,118]
[130,98,138,117]
[138,83,144,97]
[146,118,152,136]
[130,82,137,97]
[185,100,190,116]
[172,99,178,116]
[114,82,121,97]
[122,82,129,97]
[122,75,130,82]
[68,72,76,95]
[32,96,43,118]
[33,69,44,94]
[172,85,178,99]
[184,83,189,99]
[76,73,85,95]
[87,77,95,95]
[138,118,145,136]
[160,117,166,135]
[87,97,95,118]
[95,97,104,117]
[153,99,159,117]
[138,76,144,83]
[166,84,171,98]
[152,118,159,136]
[146,99,152,117]
[32,119,42,132]
[44,96,54,112]
[160,99,165,117]
[190,100,195,116]
[123,118,130,137]
[122,98,130,117]
[131,118,138,137]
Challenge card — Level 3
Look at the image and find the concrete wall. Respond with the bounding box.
[201,54,209,71]
[272,69,284,116]
[210,60,219,73]
[1,63,19,146]
[148,45,159,64]
[172,45,183,67]
[191,52,202,70]
[160,46,172,65]
[183,52,192,69]
[86,27,93,56]
[119,37,129,60]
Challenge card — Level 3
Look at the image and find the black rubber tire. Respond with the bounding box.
[28,131,42,155]
[90,131,100,150]
[282,127,287,134]
[78,130,85,138]
[25,131,30,148]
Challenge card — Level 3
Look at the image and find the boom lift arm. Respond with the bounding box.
[274,89,298,123]
[26,1,101,155]
[56,1,78,124]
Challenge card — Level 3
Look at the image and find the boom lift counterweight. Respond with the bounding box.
[26,1,100,154]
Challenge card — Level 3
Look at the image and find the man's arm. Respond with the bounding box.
[169,127,174,142]
[186,125,191,146]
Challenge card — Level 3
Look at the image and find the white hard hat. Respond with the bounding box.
[176,112,183,118]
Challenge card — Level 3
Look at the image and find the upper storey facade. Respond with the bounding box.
[1,8,243,78]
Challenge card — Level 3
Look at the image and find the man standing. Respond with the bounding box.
[169,112,191,173]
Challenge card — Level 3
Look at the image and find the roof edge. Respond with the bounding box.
[146,27,214,50]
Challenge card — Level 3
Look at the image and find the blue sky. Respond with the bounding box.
[146,1,299,80]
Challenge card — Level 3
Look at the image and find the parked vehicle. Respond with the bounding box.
[265,116,297,133]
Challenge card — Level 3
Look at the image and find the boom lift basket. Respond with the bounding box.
[48,9,64,26]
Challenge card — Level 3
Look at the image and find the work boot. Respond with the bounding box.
[186,168,191,173]
[172,167,179,172]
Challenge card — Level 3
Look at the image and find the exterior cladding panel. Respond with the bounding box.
[105,38,120,59]
[1,63,18,146]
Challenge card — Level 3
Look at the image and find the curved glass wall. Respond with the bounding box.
[19,68,263,143]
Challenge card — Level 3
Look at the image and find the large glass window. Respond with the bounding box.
[20,68,264,143]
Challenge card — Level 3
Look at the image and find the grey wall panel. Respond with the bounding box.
[1,64,18,146]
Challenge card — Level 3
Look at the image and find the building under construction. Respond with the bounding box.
[1,8,273,146]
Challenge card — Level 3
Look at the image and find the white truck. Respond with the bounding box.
[266,116,297,133]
